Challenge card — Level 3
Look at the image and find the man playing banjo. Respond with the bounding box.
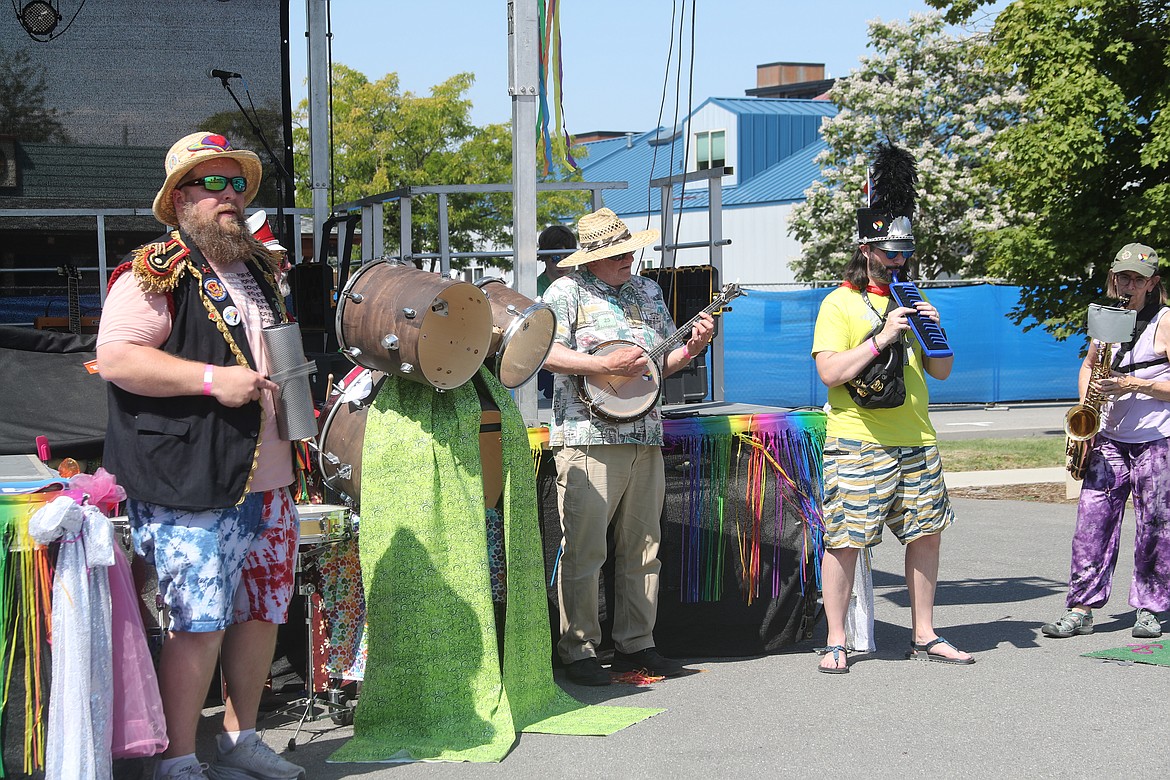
[541,208,715,686]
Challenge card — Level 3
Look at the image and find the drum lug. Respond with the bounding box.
[380,334,400,350]
[399,362,415,374]
[342,346,362,359]
[505,304,519,317]
[402,307,417,319]
[343,291,364,303]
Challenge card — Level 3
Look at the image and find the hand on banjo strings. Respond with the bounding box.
[602,345,651,376]
[686,312,717,356]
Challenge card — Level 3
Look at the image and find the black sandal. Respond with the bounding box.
[816,644,849,674]
[907,637,975,665]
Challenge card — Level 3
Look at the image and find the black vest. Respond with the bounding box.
[104,233,287,510]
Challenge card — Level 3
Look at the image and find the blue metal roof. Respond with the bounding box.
[576,97,836,217]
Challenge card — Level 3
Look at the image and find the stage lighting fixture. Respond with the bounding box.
[18,0,60,36]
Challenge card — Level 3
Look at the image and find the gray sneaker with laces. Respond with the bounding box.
[1041,609,1093,638]
[207,734,305,780]
[1133,608,1162,638]
[155,760,209,780]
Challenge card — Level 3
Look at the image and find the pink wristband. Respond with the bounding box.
[682,344,695,360]
[868,338,880,357]
[202,364,214,397]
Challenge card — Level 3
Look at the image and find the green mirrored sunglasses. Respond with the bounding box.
[178,175,248,193]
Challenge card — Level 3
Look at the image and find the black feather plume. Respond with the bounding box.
[869,142,917,219]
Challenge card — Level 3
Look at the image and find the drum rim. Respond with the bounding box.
[334,259,387,369]
[315,367,383,507]
[496,301,556,388]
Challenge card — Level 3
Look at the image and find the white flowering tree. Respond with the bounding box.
[789,12,1027,282]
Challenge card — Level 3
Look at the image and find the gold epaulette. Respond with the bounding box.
[132,233,191,293]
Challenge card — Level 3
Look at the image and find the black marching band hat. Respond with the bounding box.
[857,142,918,252]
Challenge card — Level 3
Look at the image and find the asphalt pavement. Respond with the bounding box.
[219,494,1167,780]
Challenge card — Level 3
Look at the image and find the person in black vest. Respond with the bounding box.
[96,132,305,780]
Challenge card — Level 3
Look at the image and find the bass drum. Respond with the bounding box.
[336,260,494,390]
[474,277,556,388]
[316,365,386,507]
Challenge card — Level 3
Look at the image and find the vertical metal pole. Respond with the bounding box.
[400,195,412,263]
[659,183,675,267]
[708,174,724,402]
[371,202,384,259]
[306,0,331,266]
[510,0,539,424]
[437,193,451,276]
[96,214,108,303]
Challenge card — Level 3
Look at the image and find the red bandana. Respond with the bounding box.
[841,281,890,296]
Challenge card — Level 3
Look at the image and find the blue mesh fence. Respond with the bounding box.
[722,284,1082,408]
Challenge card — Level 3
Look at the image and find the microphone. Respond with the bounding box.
[207,68,242,80]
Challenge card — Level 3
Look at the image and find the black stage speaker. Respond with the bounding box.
[642,265,721,405]
[535,443,818,658]
[290,263,334,334]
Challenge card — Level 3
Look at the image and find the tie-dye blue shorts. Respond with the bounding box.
[128,487,298,632]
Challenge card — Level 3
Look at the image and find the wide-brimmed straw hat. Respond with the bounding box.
[152,131,263,226]
[558,208,658,267]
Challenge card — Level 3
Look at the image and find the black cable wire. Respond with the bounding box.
[670,0,697,268]
[643,0,678,236]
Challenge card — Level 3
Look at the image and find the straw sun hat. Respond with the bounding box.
[152,131,263,226]
[557,208,658,267]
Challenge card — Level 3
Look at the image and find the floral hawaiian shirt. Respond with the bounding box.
[542,266,676,446]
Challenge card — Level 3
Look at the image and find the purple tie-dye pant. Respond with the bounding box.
[1066,435,1170,611]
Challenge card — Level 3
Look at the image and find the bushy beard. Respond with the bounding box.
[178,202,259,265]
[867,254,895,285]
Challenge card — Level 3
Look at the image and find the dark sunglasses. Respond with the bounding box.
[178,175,248,193]
[884,249,914,260]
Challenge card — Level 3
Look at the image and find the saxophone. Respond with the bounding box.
[1064,295,1130,480]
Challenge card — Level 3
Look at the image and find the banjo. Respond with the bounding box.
[577,282,745,423]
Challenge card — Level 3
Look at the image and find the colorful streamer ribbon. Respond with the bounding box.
[537,0,578,174]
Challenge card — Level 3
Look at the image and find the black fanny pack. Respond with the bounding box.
[846,292,906,409]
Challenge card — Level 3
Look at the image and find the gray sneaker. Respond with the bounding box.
[155,761,209,780]
[1133,608,1162,638]
[207,734,305,780]
[1041,609,1094,638]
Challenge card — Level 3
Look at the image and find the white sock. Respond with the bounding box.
[217,728,256,753]
[156,754,199,776]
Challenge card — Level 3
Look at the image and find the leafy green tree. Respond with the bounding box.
[0,49,72,143]
[292,65,587,271]
[789,13,1026,283]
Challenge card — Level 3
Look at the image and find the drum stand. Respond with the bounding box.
[274,544,359,751]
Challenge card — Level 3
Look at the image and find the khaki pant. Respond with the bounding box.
[554,444,665,663]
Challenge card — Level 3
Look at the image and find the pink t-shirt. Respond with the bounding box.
[98,264,294,493]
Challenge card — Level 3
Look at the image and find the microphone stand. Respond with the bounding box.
[213,75,296,253]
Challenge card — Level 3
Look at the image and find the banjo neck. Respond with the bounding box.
[644,283,743,362]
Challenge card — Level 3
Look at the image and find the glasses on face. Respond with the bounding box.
[178,175,248,193]
[883,249,914,260]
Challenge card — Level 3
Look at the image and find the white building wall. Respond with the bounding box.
[634,203,804,287]
[683,104,739,188]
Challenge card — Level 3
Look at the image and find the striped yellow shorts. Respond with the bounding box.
[821,436,955,548]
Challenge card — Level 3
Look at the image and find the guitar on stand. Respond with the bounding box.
[35,264,99,333]
[577,282,745,422]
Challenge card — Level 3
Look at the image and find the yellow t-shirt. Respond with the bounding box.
[811,286,937,446]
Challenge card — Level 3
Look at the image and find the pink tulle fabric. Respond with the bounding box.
[108,542,168,758]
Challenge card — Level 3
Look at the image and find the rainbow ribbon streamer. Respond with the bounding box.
[527,410,827,605]
[536,0,578,174]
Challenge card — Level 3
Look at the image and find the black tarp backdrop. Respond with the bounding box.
[0,326,106,458]
[534,445,818,659]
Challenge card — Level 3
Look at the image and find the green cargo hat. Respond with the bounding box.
[1111,243,1159,277]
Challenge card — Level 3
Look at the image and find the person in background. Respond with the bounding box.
[1042,242,1168,641]
[541,208,714,686]
[537,224,577,399]
[96,132,305,780]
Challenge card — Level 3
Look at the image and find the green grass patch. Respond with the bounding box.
[937,436,1066,472]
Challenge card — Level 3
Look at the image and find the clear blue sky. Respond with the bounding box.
[289,1,1004,134]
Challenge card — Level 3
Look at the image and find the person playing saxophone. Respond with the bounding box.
[1042,243,1170,640]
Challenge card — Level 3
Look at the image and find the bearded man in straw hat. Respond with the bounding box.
[540,208,715,686]
[96,132,305,780]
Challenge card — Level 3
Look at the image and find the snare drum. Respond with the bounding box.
[336,260,494,390]
[316,366,386,507]
[296,503,354,547]
[474,277,556,388]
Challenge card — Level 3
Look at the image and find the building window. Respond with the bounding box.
[696,130,726,171]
